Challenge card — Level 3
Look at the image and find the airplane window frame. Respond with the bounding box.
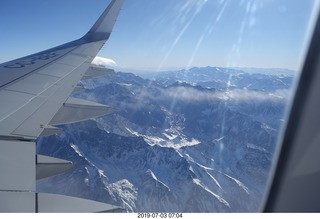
[263,3,320,212]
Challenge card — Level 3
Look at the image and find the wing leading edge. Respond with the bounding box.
[0,0,124,213]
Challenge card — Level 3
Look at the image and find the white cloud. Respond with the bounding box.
[92,56,117,67]
[160,86,289,102]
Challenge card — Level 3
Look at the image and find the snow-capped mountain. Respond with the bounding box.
[36,67,293,212]
[138,67,293,91]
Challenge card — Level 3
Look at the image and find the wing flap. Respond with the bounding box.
[37,193,123,213]
[36,155,72,180]
[82,65,114,80]
[0,192,123,213]
[49,97,112,126]
[39,125,62,137]
[72,86,86,93]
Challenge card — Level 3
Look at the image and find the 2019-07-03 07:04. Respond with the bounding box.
[137,213,183,218]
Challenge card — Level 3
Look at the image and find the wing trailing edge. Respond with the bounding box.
[36,155,72,180]
[49,97,113,126]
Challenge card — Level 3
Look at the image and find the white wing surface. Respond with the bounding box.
[0,0,124,212]
[0,0,123,140]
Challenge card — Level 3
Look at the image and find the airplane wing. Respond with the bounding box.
[0,0,124,212]
[0,0,123,140]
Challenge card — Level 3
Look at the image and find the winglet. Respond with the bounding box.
[83,0,124,42]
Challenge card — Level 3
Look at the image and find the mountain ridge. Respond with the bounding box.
[36,66,292,212]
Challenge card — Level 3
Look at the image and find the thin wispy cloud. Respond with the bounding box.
[158,86,289,102]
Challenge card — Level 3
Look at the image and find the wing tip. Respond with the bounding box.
[83,0,124,42]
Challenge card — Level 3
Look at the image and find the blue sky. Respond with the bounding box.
[0,0,318,71]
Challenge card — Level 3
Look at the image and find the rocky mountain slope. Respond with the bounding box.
[36,67,292,212]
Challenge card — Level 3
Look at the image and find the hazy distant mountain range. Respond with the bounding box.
[36,66,293,212]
